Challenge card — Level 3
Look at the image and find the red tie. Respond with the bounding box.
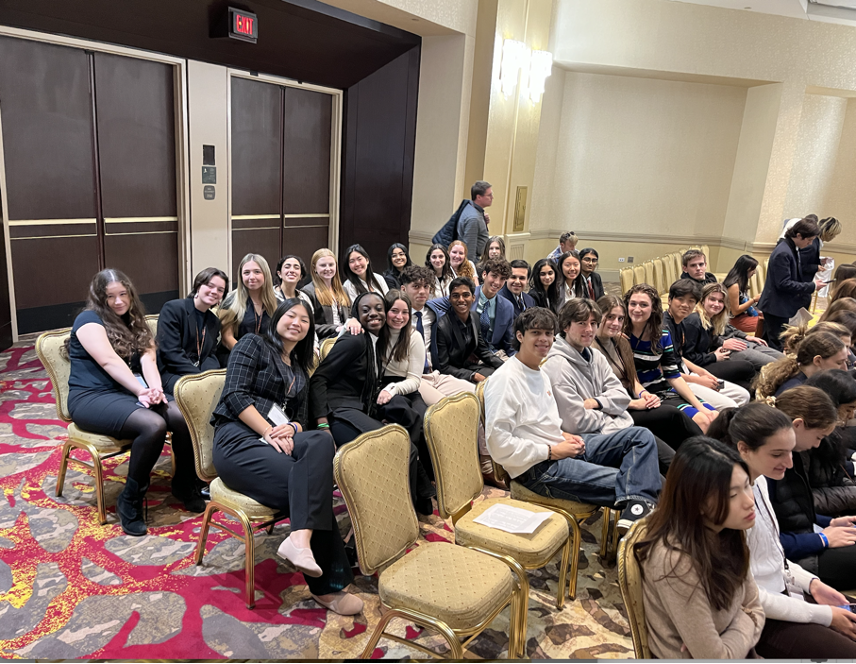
[587,278,595,300]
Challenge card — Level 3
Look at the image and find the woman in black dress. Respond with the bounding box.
[212,298,361,615]
[157,267,227,394]
[67,269,200,536]
[529,258,562,314]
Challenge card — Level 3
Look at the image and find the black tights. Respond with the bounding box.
[118,402,194,487]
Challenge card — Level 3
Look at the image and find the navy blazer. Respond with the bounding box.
[758,238,815,318]
[799,237,822,283]
[498,284,536,319]
[428,287,515,355]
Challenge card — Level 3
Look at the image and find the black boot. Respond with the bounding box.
[117,477,148,537]
[172,475,206,513]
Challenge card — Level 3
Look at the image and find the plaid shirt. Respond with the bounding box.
[212,333,308,428]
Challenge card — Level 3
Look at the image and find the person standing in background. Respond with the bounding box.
[457,180,493,262]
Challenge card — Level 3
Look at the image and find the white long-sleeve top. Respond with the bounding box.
[343,273,389,302]
[380,328,424,397]
[484,356,564,478]
[749,476,832,626]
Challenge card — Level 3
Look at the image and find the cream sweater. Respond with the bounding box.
[484,357,564,478]
[749,476,832,626]
[381,328,424,397]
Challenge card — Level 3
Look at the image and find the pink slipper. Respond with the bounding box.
[277,536,323,577]
[312,591,364,615]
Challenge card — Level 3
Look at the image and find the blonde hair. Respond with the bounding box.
[310,248,350,309]
[218,253,278,336]
[695,282,730,337]
[448,240,475,279]
[756,331,846,398]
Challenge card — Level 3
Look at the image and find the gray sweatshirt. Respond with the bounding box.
[541,335,633,435]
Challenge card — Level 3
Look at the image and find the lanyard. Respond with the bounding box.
[194,318,206,367]
[757,484,790,573]
[253,306,262,334]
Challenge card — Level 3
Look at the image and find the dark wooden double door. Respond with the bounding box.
[230,77,334,282]
[0,36,179,333]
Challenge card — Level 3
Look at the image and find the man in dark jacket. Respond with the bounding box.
[498,259,537,320]
[680,249,717,285]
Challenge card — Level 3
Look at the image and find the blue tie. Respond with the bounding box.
[415,311,430,374]
[479,302,491,342]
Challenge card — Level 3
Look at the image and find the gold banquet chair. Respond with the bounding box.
[425,392,571,611]
[617,520,651,659]
[318,336,337,362]
[174,369,288,609]
[476,381,617,599]
[37,329,135,525]
[633,264,646,288]
[334,424,528,659]
[619,267,635,295]
[145,313,159,338]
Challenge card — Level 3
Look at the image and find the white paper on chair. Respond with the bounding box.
[472,503,553,534]
[789,307,813,328]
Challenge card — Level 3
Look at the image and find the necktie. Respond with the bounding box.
[479,301,491,342]
[415,311,430,374]
[517,296,525,313]
[587,278,595,300]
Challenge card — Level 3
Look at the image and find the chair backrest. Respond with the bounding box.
[700,245,710,264]
[424,393,483,520]
[319,336,336,362]
[334,424,418,576]
[617,519,651,659]
[643,261,655,287]
[173,370,227,482]
[145,314,159,338]
[653,259,666,294]
[671,253,683,279]
[619,267,635,296]
[663,255,676,289]
[35,330,73,422]
[633,264,646,287]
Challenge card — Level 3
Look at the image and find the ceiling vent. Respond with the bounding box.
[809,0,856,8]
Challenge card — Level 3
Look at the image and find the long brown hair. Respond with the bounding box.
[380,290,413,365]
[767,385,839,431]
[448,240,475,279]
[309,248,350,309]
[635,438,751,612]
[832,278,856,304]
[81,269,154,360]
[820,297,856,322]
[756,331,846,398]
[623,283,664,353]
[595,294,640,393]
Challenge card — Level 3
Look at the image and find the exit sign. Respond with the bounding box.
[229,8,258,43]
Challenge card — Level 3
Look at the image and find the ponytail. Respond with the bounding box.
[771,386,839,431]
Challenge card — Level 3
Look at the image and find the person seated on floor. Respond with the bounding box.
[211,298,362,616]
[756,331,849,398]
[681,248,718,285]
[485,307,661,534]
[431,276,504,385]
[662,279,751,408]
[800,370,856,516]
[498,259,536,320]
[710,402,856,659]
[782,321,851,355]
[682,283,777,388]
[547,230,578,261]
[766,386,856,592]
[830,265,856,301]
[67,269,202,536]
[818,310,856,369]
[157,267,227,395]
[529,258,562,314]
[723,254,762,334]
[301,248,352,340]
[309,292,434,514]
[623,283,718,433]
[578,248,605,301]
[634,438,764,659]
[594,294,704,452]
[218,253,279,366]
[542,298,675,474]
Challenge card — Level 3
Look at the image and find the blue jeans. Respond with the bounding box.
[518,427,661,507]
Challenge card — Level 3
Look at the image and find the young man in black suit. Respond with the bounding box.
[680,249,717,285]
[499,259,537,320]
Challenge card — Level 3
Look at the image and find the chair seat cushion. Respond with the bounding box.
[209,478,278,520]
[510,480,599,515]
[67,423,133,452]
[454,497,568,568]
[379,541,514,631]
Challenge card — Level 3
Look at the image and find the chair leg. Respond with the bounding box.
[555,535,572,610]
[568,516,583,601]
[237,510,257,609]
[360,608,463,660]
[194,502,218,565]
[86,444,108,526]
[359,609,396,658]
[55,440,73,498]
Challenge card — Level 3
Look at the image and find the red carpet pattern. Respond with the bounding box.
[0,341,633,659]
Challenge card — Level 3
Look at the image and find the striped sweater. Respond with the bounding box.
[629,330,681,395]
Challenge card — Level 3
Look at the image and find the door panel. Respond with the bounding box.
[282,88,331,215]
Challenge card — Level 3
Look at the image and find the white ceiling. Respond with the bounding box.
[667,0,856,25]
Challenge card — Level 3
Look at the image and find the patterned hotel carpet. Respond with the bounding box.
[0,340,633,660]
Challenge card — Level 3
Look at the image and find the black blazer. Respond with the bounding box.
[156,297,221,393]
[212,333,309,429]
[582,272,605,301]
[498,284,537,319]
[432,312,503,382]
[309,332,379,420]
[758,238,815,318]
[301,282,347,340]
[681,312,721,367]
[799,237,822,283]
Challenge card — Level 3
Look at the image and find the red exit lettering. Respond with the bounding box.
[235,15,254,35]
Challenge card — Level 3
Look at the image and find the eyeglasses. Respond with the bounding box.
[581,257,598,264]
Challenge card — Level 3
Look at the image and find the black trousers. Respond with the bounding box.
[705,359,756,394]
[816,544,856,591]
[377,386,436,495]
[629,403,703,451]
[212,420,353,596]
[756,617,856,659]
[762,313,790,352]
